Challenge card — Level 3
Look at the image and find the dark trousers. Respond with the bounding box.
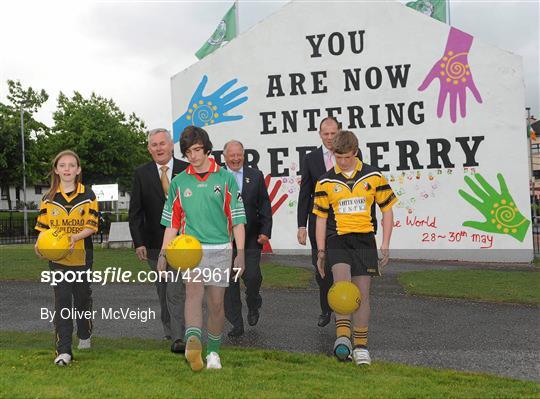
[50,263,92,356]
[308,214,334,314]
[147,258,185,340]
[224,248,263,329]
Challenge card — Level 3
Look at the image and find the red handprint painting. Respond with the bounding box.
[262,174,288,253]
[419,27,483,123]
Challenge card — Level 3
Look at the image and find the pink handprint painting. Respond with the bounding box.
[419,27,483,123]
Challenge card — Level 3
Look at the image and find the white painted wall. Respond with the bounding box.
[171,1,532,261]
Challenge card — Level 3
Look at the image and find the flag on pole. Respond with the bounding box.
[406,0,447,23]
[195,3,238,60]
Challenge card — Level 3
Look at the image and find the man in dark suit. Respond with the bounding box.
[297,117,339,327]
[129,128,189,352]
[222,140,272,338]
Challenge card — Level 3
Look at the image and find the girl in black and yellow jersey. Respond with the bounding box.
[313,131,397,367]
[34,150,99,366]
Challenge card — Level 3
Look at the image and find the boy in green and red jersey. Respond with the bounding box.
[158,126,246,371]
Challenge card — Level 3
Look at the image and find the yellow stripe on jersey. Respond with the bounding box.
[35,183,98,267]
[312,159,397,234]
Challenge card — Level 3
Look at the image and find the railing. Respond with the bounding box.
[0,210,127,245]
[533,218,540,256]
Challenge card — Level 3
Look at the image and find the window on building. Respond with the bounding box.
[35,186,42,195]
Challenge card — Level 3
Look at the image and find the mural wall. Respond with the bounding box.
[171,1,532,261]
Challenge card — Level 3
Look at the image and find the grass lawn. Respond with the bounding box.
[0,245,312,289]
[0,210,39,220]
[1,332,537,399]
[398,270,540,305]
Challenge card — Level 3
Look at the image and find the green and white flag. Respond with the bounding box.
[406,0,447,23]
[195,3,238,60]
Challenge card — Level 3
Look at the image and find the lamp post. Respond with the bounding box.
[20,104,28,238]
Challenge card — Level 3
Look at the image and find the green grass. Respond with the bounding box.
[398,270,540,305]
[0,210,39,220]
[260,263,312,289]
[0,332,537,398]
[0,245,312,289]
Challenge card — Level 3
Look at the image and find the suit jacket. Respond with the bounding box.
[232,166,272,250]
[297,147,326,237]
[128,158,188,259]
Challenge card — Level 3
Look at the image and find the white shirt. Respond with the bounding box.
[229,166,244,192]
[155,157,173,183]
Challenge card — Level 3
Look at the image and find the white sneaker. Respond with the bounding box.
[54,353,72,366]
[78,337,91,349]
[352,347,371,366]
[206,352,222,369]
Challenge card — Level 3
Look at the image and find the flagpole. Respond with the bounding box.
[235,0,239,34]
[447,0,451,25]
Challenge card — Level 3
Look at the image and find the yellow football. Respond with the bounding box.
[36,228,71,261]
[328,281,361,315]
[166,234,203,271]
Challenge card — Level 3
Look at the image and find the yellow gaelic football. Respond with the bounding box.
[328,281,361,315]
[166,234,203,271]
[36,228,71,261]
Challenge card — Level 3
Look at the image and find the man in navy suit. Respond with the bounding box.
[129,128,189,351]
[223,140,272,338]
[297,117,339,327]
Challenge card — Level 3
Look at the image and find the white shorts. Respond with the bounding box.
[187,242,232,288]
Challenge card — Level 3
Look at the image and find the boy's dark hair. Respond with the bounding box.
[180,126,213,156]
[332,130,359,154]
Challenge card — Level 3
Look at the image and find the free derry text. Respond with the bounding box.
[212,136,484,177]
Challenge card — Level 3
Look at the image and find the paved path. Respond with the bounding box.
[1,257,538,381]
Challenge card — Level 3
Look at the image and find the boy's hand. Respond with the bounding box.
[379,245,389,269]
[233,250,245,280]
[157,254,168,275]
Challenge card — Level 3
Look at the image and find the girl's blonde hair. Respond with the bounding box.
[45,150,82,201]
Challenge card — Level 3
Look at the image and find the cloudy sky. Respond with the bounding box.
[0,0,538,129]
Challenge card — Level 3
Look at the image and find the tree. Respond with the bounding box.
[43,91,149,191]
[0,80,49,209]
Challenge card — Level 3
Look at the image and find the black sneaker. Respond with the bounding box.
[170,339,185,353]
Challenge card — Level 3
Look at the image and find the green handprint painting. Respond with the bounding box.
[458,173,530,242]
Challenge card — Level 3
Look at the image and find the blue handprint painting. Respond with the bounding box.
[172,75,248,142]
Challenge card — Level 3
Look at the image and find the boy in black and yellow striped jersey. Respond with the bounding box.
[313,130,397,366]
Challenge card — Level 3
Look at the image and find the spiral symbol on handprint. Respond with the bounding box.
[490,200,526,233]
[187,100,219,126]
[439,51,471,85]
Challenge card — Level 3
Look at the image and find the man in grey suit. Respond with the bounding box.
[222,140,272,338]
[129,128,189,352]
